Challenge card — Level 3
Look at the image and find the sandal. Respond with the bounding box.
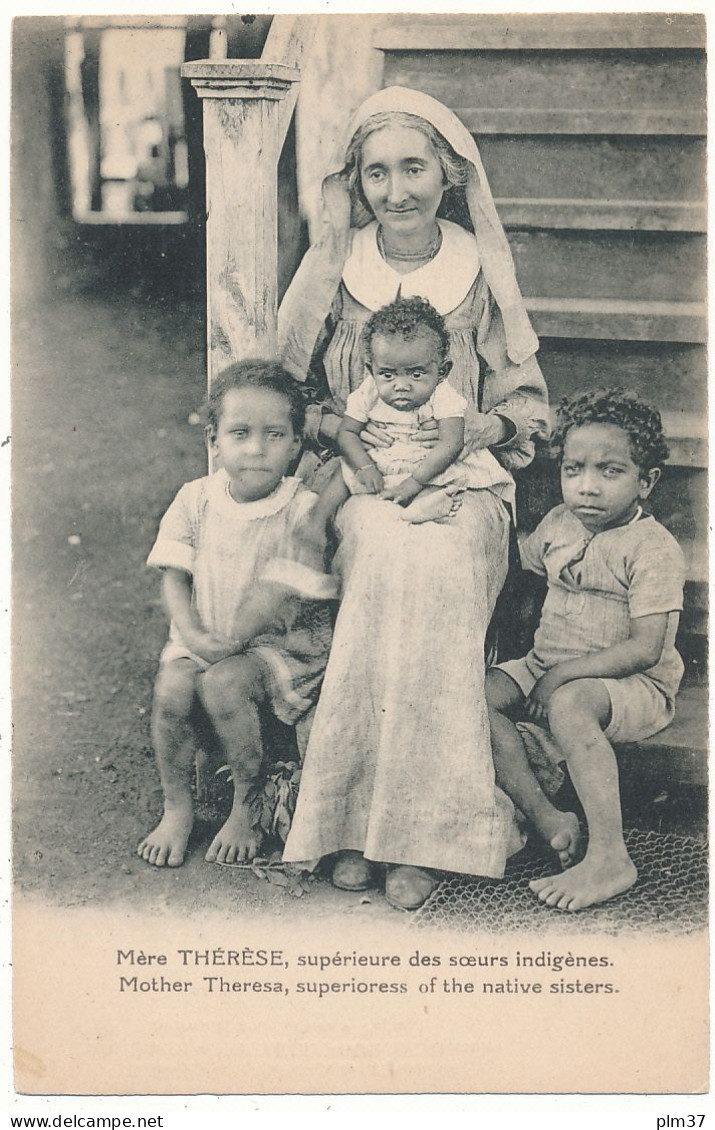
[385,865,437,911]
[331,850,376,892]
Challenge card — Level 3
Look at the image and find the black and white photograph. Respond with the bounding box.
[7,4,709,1106]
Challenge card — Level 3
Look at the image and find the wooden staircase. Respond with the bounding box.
[374,12,708,785]
[185,13,707,788]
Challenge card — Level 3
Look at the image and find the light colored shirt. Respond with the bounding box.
[520,504,685,701]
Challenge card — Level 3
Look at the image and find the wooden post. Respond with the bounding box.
[181,60,300,385]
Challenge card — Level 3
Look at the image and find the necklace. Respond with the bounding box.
[377,225,442,264]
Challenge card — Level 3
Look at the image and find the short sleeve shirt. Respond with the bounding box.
[520,504,685,700]
[345,374,467,429]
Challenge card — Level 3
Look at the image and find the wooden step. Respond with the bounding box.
[515,462,706,551]
[652,466,708,558]
[508,230,705,304]
[480,136,706,207]
[538,340,707,418]
[375,13,706,52]
[497,198,705,233]
[456,107,705,137]
[383,50,705,128]
[615,683,708,788]
[536,410,706,471]
[526,298,706,344]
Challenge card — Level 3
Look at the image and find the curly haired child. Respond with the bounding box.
[486,388,685,910]
[300,295,514,555]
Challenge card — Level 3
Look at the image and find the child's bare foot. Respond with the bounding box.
[529,850,637,911]
[400,485,463,525]
[537,811,582,868]
[137,799,194,867]
[205,807,262,864]
[385,865,436,910]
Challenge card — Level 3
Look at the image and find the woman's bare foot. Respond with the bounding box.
[205,805,262,865]
[385,865,436,910]
[400,484,463,525]
[137,798,194,867]
[529,849,637,911]
[331,850,376,891]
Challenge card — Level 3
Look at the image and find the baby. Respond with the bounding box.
[138,360,333,869]
[486,388,685,910]
[302,294,513,549]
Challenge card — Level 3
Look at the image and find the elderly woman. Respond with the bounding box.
[279,86,549,910]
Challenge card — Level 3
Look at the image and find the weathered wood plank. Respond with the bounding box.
[616,684,708,788]
[384,50,706,124]
[455,107,705,137]
[480,136,706,205]
[527,298,707,344]
[262,14,317,149]
[497,198,706,233]
[182,61,300,384]
[538,340,707,416]
[508,229,705,304]
[375,13,706,51]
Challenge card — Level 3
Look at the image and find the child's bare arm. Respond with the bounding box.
[527,612,669,720]
[382,416,464,504]
[412,416,464,482]
[339,414,384,493]
[162,568,239,664]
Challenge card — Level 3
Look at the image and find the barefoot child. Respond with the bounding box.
[138,360,333,868]
[303,295,514,550]
[486,388,685,910]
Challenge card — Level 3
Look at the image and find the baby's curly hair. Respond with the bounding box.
[552,387,670,474]
[205,358,306,437]
[364,295,450,362]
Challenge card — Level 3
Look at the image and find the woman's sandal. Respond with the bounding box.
[385,865,437,911]
[331,850,377,892]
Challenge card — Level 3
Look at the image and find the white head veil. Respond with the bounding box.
[279,86,538,380]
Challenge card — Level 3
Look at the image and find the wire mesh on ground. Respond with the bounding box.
[413,829,708,936]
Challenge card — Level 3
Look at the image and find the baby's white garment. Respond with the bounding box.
[342,374,513,496]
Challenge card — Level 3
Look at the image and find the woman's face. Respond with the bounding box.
[359,125,445,241]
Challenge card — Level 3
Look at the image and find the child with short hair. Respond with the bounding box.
[486,388,685,910]
[302,295,514,550]
[138,360,333,869]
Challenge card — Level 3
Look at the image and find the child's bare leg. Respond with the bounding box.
[298,471,350,569]
[400,483,463,524]
[199,653,269,864]
[530,679,637,910]
[138,658,199,867]
[486,670,580,866]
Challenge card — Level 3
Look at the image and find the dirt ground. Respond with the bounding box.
[11,284,398,924]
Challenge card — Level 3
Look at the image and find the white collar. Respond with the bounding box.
[342,219,480,315]
[212,469,302,521]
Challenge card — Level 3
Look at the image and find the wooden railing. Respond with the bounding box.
[182,16,316,386]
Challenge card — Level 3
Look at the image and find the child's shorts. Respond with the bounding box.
[495,656,675,744]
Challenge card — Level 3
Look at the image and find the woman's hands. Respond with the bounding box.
[360,421,395,449]
[319,414,396,450]
[463,407,509,452]
[399,410,510,453]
